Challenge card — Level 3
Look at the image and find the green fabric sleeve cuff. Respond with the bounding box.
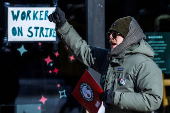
[114,91,121,106]
[57,22,72,36]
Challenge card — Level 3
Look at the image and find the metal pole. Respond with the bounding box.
[86,0,105,111]
[87,0,105,85]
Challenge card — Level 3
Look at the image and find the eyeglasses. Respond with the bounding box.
[106,31,120,39]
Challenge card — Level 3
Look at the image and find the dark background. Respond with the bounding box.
[0,0,170,113]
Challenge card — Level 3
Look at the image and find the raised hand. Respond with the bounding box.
[48,7,66,29]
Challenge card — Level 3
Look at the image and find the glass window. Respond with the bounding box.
[0,0,86,113]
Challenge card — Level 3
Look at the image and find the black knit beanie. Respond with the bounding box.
[109,16,132,38]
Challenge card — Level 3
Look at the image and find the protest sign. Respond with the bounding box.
[8,7,56,41]
[72,70,104,113]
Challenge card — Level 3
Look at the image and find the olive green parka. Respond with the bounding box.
[57,19,163,113]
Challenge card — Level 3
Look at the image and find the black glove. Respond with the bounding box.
[48,7,66,29]
[100,89,115,107]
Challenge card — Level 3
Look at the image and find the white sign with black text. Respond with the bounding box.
[8,7,56,41]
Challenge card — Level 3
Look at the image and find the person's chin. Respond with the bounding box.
[111,45,117,50]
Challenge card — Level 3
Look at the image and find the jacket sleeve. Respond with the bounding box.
[114,60,163,112]
[57,22,108,74]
